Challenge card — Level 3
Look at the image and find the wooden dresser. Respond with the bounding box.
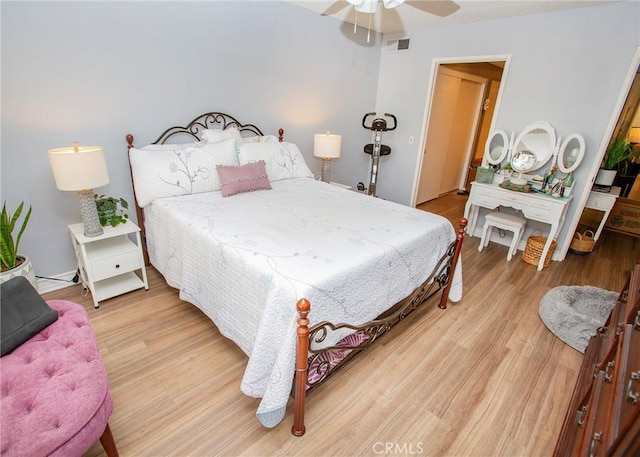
[554,262,640,456]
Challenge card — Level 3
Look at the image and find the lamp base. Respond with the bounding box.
[77,189,103,237]
[320,158,332,183]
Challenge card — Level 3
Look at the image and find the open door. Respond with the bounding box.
[414,60,506,206]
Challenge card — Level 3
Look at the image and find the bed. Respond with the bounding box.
[126,111,465,435]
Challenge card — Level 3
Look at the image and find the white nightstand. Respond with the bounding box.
[585,186,622,241]
[69,220,149,308]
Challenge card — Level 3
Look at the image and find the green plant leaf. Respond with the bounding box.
[603,136,633,170]
[1,201,30,270]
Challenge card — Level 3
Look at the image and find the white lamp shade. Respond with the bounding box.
[48,145,110,191]
[314,132,342,159]
[628,126,640,143]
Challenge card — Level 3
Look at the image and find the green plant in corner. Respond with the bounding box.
[603,135,633,171]
[94,194,129,227]
[0,201,32,271]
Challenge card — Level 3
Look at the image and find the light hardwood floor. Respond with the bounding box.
[44,192,639,457]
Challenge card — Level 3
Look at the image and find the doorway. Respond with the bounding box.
[413,59,507,206]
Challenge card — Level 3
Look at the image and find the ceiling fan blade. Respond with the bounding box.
[322,1,350,16]
[383,0,406,8]
[406,0,460,18]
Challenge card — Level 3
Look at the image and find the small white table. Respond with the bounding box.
[464,181,573,271]
[69,220,149,308]
[584,186,622,241]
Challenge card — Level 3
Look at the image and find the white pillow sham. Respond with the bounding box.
[241,135,279,143]
[129,139,238,207]
[201,127,243,145]
[238,142,313,182]
[141,141,202,151]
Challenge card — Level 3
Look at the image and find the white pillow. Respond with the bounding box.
[129,139,238,207]
[141,141,202,151]
[241,135,279,143]
[238,142,313,182]
[201,127,243,145]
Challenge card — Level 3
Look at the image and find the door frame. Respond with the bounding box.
[411,54,512,207]
[558,46,640,260]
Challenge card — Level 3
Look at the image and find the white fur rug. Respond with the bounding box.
[539,285,619,353]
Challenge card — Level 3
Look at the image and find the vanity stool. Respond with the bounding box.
[479,211,527,261]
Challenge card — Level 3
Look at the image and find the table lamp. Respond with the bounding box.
[313,131,342,183]
[48,142,110,237]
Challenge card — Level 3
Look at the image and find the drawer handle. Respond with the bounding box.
[589,432,602,457]
[576,404,587,426]
[115,264,120,269]
[627,371,640,404]
[604,361,615,383]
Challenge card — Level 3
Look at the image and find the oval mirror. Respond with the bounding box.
[510,150,537,185]
[484,129,510,165]
[557,133,585,173]
[511,121,556,172]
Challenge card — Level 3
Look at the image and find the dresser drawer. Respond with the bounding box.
[499,191,530,206]
[587,192,614,211]
[85,236,141,282]
[530,198,553,210]
[473,185,497,197]
[471,185,499,207]
[526,207,552,221]
[90,249,140,281]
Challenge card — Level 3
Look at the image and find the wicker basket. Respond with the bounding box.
[522,235,557,268]
[568,230,595,255]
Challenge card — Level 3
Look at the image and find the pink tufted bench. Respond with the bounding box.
[0,300,118,457]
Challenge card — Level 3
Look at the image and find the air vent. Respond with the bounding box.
[384,37,410,53]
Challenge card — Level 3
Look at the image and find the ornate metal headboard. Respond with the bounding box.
[125,111,284,266]
[151,111,265,144]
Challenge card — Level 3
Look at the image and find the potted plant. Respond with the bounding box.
[595,135,633,186]
[94,194,129,227]
[0,201,36,288]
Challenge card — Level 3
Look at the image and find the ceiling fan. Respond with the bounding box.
[322,1,460,41]
[347,0,406,42]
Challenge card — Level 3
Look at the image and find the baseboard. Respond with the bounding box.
[37,270,78,294]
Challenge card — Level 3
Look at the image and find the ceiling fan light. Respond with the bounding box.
[383,0,406,8]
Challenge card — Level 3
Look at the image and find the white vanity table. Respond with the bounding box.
[473,121,586,270]
[464,181,573,270]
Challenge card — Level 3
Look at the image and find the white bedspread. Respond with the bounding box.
[143,178,462,427]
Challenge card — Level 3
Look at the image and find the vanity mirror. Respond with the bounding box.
[484,129,511,165]
[511,120,557,173]
[510,150,537,185]
[556,133,585,173]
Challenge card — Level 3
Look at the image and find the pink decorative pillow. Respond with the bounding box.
[217,161,272,197]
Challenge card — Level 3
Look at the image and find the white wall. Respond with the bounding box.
[4,1,639,281]
[374,1,640,254]
[1,1,381,280]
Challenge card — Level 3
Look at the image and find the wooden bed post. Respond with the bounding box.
[278,128,284,142]
[438,218,467,310]
[292,298,310,436]
[125,134,150,267]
